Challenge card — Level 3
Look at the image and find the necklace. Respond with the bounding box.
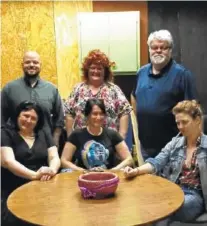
[19,132,35,140]
[87,126,103,136]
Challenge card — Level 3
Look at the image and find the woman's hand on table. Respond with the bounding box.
[123,166,139,178]
[34,166,57,181]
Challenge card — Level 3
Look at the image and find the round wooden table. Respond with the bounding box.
[7,171,184,226]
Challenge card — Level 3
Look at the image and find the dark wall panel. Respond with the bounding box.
[114,75,136,101]
[148,2,181,62]
[178,3,207,111]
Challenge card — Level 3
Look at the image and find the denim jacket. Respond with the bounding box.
[146,133,207,211]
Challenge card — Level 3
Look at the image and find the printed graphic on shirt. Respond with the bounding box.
[81,140,109,169]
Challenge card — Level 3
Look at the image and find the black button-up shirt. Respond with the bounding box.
[1,76,64,134]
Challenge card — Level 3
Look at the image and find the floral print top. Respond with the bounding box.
[64,82,132,131]
[178,137,202,190]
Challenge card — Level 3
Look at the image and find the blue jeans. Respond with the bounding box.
[153,186,205,226]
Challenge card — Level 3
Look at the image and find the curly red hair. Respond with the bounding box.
[81,49,114,82]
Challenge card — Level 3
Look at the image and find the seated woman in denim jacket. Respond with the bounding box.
[124,100,207,225]
[61,98,133,172]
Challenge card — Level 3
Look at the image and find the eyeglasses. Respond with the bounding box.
[150,45,170,51]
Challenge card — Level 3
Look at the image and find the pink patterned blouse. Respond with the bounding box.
[64,82,132,131]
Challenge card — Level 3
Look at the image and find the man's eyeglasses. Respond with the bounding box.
[150,46,170,51]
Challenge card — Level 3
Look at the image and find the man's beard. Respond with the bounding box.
[151,55,166,65]
[24,71,40,84]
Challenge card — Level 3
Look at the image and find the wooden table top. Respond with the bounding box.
[7,171,184,226]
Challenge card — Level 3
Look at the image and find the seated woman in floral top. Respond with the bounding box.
[64,49,132,139]
[124,100,207,225]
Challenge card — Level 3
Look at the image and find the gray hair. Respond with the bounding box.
[147,30,174,48]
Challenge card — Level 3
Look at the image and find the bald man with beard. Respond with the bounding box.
[1,51,64,147]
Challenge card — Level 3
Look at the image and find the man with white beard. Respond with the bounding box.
[131,29,197,160]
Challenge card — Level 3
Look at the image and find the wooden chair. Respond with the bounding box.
[130,111,144,167]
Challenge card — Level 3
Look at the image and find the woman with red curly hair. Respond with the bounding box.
[64,49,132,139]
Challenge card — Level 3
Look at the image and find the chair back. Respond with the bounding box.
[130,111,144,166]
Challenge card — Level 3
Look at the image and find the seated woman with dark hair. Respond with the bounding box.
[124,100,207,225]
[1,101,60,225]
[61,99,133,171]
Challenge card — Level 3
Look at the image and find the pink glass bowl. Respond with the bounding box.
[78,172,119,199]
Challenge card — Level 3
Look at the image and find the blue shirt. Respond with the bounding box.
[132,59,197,156]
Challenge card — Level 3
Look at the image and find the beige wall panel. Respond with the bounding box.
[1,2,26,86]
[54,1,92,99]
[1,1,57,88]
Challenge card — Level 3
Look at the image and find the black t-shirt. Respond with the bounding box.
[1,128,55,192]
[67,128,123,169]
